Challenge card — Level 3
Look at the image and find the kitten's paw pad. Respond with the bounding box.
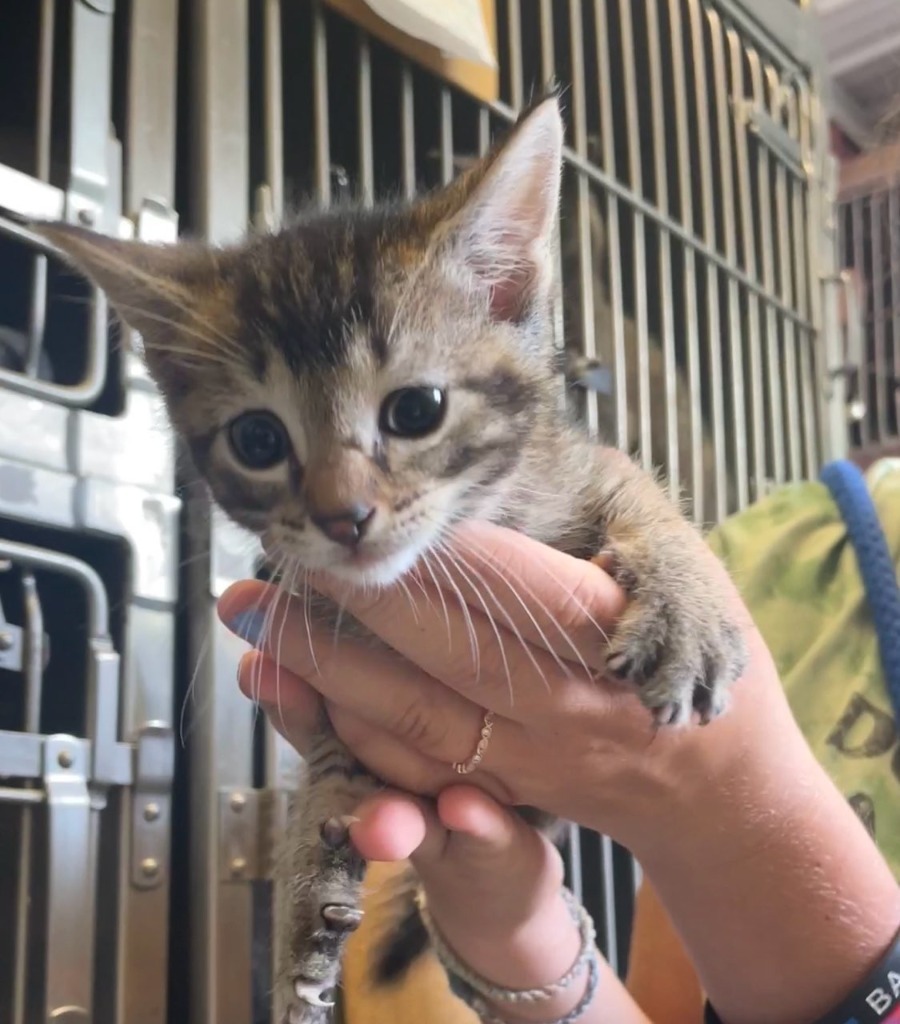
[321,903,363,932]
[320,815,358,850]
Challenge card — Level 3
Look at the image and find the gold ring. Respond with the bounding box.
[452,710,495,775]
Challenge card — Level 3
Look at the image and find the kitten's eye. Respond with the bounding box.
[380,387,446,438]
[227,411,289,469]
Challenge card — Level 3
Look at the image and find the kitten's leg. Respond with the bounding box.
[589,450,749,726]
[277,720,379,1024]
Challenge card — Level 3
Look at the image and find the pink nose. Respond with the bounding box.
[310,504,376,547]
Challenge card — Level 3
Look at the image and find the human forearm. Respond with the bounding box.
[631,707,900,1024]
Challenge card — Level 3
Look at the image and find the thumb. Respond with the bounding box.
[429,786,565,902]
[434,785,531,865]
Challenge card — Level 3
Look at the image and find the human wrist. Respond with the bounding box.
[626,684,900,1024]
[427,883,582,993]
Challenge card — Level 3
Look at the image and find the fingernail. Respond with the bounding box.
[228,608,266,647]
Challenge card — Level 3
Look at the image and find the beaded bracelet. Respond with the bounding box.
[415,885,600,1023]
[469,956,600,1024]
[704,923,900,1024]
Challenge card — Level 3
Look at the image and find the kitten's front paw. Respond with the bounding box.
[604,553,748,727]
[279,814,367,1024]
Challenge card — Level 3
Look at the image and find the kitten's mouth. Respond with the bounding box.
[264,527,433,587]
[330,540,422,585]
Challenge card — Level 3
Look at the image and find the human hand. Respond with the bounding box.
[217,520,784,857]
[333,784,646,1023]
[218,522,900,1024]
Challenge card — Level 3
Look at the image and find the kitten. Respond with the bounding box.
[38,94,747,1024]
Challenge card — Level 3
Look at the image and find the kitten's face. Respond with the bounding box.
[168,227,548,585]
[39,97,564,586]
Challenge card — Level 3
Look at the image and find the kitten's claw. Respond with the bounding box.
[284,984,337,1024]
[649,699,691,729]
[605,652,632,679]
[295,981,336,1008]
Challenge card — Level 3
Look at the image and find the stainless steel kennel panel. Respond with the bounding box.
[837,156,900,452]
[0,0,179,409]
[0,528,177,1024]
[181,2,846,1022]
[0,2,181,1023]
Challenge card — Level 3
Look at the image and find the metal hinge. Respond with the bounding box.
[130,723,175,890]
[218,787,289,883]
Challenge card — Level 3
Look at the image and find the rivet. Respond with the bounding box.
[230,856,247,877]
[141,857,159,878]
[77,208,95,226]
[143,802,161,822]
[57,750,73,769]
[230,792,246,812]
[0,632,13,651]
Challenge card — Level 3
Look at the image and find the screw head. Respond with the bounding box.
[141,857,159,878]
[230,792,246,812]
[230,856,247,877]
[57,750,73,769]
[0,632,13,651]
[77,208,95,226]
[143,802,161,822]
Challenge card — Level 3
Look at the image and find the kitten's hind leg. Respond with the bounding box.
[277,723,380,1024]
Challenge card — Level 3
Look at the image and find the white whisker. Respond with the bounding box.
[420,553,453,653]
[458,535,598,681]
[449,546,554,695]
[428,547,481,682]
[435,541,517,703]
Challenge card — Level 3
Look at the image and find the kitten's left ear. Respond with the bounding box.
[31,222,219,346]
[444,96,564,322]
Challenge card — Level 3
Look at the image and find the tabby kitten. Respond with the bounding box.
[39,95,746,1024]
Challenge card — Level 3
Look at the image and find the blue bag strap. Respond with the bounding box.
[820,459,900,721]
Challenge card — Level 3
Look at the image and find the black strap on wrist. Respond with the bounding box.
[704,923,900,1024]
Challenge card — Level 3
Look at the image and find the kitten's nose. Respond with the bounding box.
[310,504,376,548]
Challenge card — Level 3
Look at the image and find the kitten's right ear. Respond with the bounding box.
[437,95,564,323]
[32,222,220,349]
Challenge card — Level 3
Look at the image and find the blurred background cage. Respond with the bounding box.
[836,145,900,457]
[0,1,876,1023]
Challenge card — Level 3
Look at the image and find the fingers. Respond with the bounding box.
[348,786,548,878]
[238,650,322,753]
[441,521,628,667]
[220,578,564,726]
[220,581,589,716]
[237,648,516,801]
[348,790,436,862]
[299,526,623,691]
